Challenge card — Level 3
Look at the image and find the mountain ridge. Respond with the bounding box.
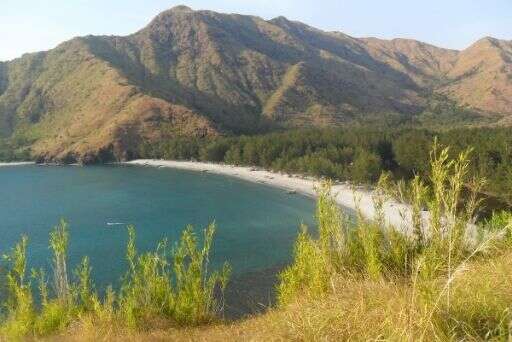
[0,6,511,163]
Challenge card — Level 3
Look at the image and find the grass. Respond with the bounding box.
[47,253,512,341]
[0,221,230,340]
[119,224,231,329]
[0,236,35,339]
[276,142,512,340]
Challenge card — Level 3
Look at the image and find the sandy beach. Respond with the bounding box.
[0,162,35,167]
[125,159,414,231]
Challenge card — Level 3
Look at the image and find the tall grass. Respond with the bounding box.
[278,142,512,339]
[119,223,231,329]
[49,219,71,304]
[0,221,230,340]
[0,236,35,338]
[483,210,512,246]
[277,225,331,306]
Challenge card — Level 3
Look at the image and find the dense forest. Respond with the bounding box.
[138,127,512,206]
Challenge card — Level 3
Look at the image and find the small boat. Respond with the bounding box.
[287,190,297,195]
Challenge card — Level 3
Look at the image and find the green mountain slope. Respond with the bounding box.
[0,6,510,163]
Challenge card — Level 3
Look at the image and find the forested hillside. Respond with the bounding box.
[139,127,512,208]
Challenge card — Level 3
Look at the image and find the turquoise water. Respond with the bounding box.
[0,165,316,315]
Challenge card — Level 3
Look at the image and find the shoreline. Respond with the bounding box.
[0,161,35,167]
[124,159,413,230]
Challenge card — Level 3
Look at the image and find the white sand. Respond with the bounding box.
[0,162,35,167]
[124,159,415,231]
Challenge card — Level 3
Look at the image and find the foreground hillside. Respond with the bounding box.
[57,251,512,341]
[1,144,512,341]
[0,6,511,162]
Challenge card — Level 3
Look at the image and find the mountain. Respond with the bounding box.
[0,5,511,163]
[440,37,512,116]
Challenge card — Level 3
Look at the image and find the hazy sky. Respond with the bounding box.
[1,0,511,61]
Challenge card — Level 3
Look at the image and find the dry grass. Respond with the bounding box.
[438,250,512,339]
[43,277,415,341]
[42,252,508,341]
[52,250,512,341]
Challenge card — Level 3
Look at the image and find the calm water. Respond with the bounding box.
[0,165,316,316]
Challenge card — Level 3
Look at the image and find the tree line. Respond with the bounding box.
[138,127,512,206]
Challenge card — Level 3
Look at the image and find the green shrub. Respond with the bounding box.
[357,222,383,280]
[278,180,351,306]
[277,226,330,306]
[350,149,382,184]
[31,220,83,336]
[172,225,231,325]
[0,236,35,339]
[49,219,71,304]
[34,300,74,336]
[0,220,230,338]
[483,211,512,244]
[279,142,506,310]
[119,223,231,329]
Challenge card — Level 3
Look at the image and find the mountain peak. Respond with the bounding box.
[272,15,289,22]
[169,5,194,13]
[152,5,195,21]
[470,36,503,49]
[142,5,197,33]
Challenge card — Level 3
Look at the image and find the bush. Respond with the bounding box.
[277,226,330,306]
[482,211,512,244]
[0,236,35,339]
[350,149,382,184]
[278,142,507,312]
[0,221,230,339]
[119,223,231,329]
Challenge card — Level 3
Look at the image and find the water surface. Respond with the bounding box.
[0,165,316,316]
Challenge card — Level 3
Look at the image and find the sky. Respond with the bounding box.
[1,0,511,61]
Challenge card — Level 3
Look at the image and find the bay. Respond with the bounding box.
[0,165,317,316]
